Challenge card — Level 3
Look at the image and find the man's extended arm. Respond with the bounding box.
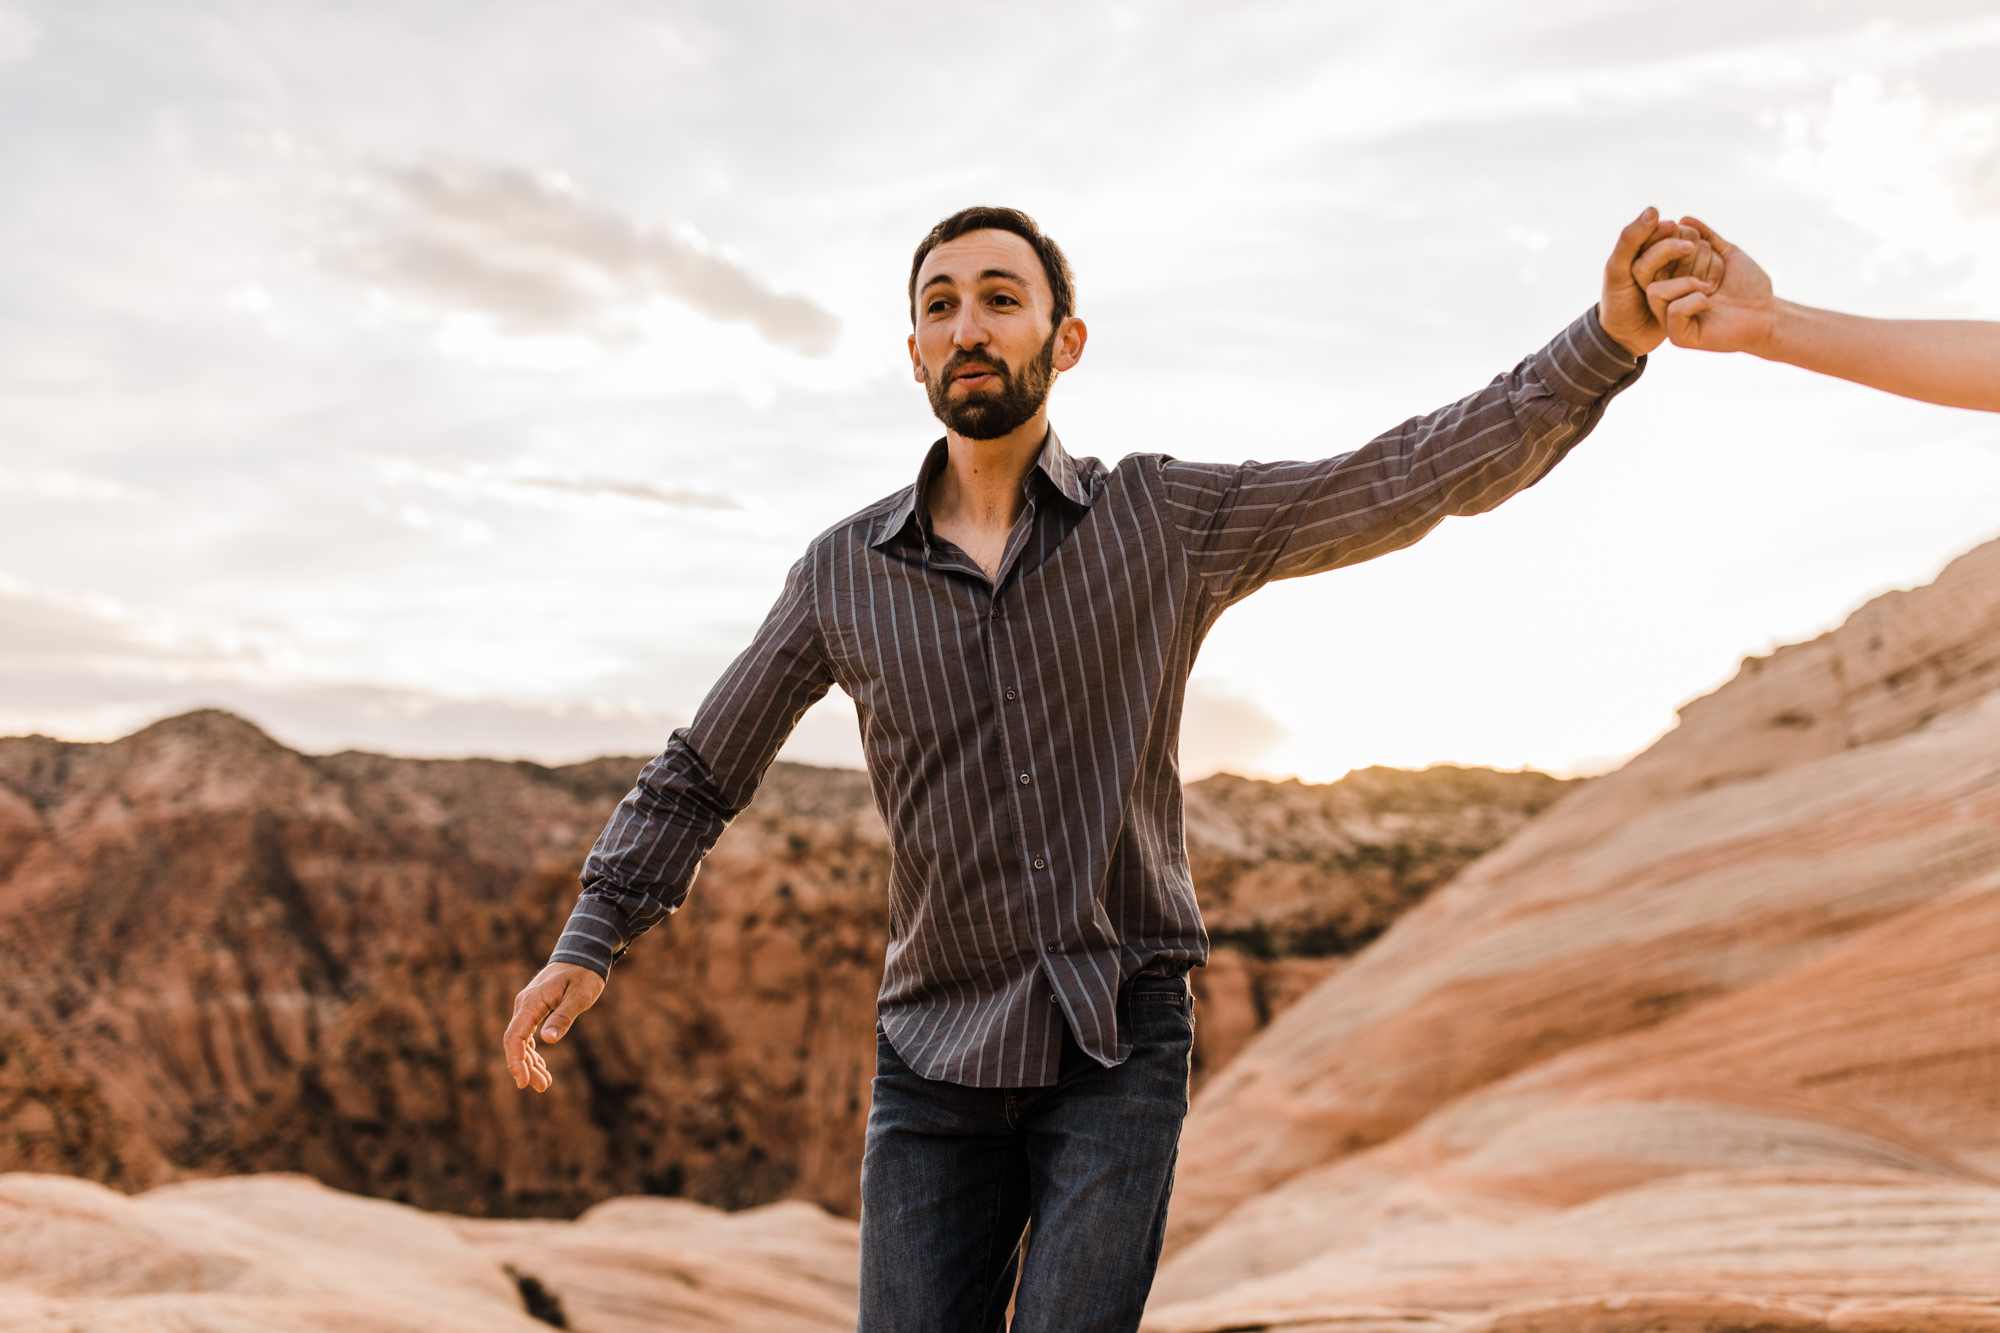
[504,552,833,1091]
[1644,217,2000,413]
[1159,209,1684,602]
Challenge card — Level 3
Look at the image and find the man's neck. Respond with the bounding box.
[925,409,1050,581]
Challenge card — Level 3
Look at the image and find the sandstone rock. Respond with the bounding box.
[455,1195,860,1333]
[1149,538,2000,1330]
[0,1170,858,1332]
[1181,766,1569,1090]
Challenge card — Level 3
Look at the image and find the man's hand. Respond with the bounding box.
[1642,216,1776,354]
[1643,222,1723,325]
[503,962,606,1093]
[1599,206,1690,357]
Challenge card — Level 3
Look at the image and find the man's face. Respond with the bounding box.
[908,229,1078,441]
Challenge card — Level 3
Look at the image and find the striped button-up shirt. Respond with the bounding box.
[552,308,1641,1087]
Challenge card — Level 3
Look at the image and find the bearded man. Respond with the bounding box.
[504,203,1701,1332]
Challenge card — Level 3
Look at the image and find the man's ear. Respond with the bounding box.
[908,332,925,383]
[1054,317,1088,373]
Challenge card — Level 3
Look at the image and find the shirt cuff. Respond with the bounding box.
[548,896,633,978]
[1536,306,1643,408]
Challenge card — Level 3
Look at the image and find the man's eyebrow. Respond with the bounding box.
[920,267,1034,294]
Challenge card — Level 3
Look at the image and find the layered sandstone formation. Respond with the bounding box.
[0,711,1552,1221]
[1147,538,2000,1331]
[0,1171,859,1332]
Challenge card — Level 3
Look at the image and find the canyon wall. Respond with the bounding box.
[0,713,1562,1220]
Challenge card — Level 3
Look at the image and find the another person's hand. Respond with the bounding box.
[503,962,606,1093]
[1641,217,2000,412]
[1600,206,1702,357]
[1641,216,1774,353]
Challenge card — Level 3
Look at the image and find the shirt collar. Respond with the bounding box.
[870,428,1092,550]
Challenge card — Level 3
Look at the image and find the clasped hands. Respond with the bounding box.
[1600,206,1772,359]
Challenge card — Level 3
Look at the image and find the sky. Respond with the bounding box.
[2,1,1998,782]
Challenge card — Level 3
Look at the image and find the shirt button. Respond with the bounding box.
[1004,687,1018,701]
[1046,939,1061,953]
[1049,994,1059,1004]
[1032,857,1046,869]
[1018,773,1031,785]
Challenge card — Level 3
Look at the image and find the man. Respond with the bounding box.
[1644,216,2000,412]
[504,204,1701,1332]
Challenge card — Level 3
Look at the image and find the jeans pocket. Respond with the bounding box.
[1131,977,1189,1005]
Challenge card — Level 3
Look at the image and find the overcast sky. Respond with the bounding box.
[3,1,1998,780]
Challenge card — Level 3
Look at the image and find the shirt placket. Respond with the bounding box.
[922,496,1056,977]
[980,500,1070,1059]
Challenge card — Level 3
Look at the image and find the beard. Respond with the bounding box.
[923,327,1059,440]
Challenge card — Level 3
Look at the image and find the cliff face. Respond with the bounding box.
[1149,538,2000,1332]
[0,713,1559,1220]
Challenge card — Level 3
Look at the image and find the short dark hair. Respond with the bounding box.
[908,205,1076,329]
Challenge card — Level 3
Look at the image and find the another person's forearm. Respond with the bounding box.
[1758,302,2000,412]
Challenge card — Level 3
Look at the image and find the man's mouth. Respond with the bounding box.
[951,363,1002,388]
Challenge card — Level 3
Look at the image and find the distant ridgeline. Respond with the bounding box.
[0,710,1567,1219]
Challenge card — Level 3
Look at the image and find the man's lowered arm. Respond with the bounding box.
[504,552,833,1092]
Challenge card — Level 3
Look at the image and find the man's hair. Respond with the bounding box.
[908,205,1076,329]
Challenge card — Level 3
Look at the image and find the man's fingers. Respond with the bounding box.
[503,982,559,1090]
[540,985,593,1042]
[501,964,606,1092]
[502,1001,545,1088]
[1605,206,1662,275]
[1632,236,1696,289]
[1657,225,1702,281]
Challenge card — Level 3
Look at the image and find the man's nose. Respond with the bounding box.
[948,307,991,349]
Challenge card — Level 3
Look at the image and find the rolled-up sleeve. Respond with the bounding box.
[1160,307,1641,607]
[549,551,833,976]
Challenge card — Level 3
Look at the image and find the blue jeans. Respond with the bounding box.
[856,973,1194,1333]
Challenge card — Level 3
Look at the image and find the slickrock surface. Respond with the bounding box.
[0,1170,858,1332]
[455,1195,860,1333]
[1181,766,1570,1081]
[1148,538,2000,1331]
[0,711,1552,1220]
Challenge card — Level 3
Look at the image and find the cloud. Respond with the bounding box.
[0,578,153,665]
[0,571,852,767]
[0,5,38,64]
[511,474,740,510]
[0,574,279,679]
[334,163,840,355]
[0,465,140,503]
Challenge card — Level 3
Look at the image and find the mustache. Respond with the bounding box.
[939,350,1012,384]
